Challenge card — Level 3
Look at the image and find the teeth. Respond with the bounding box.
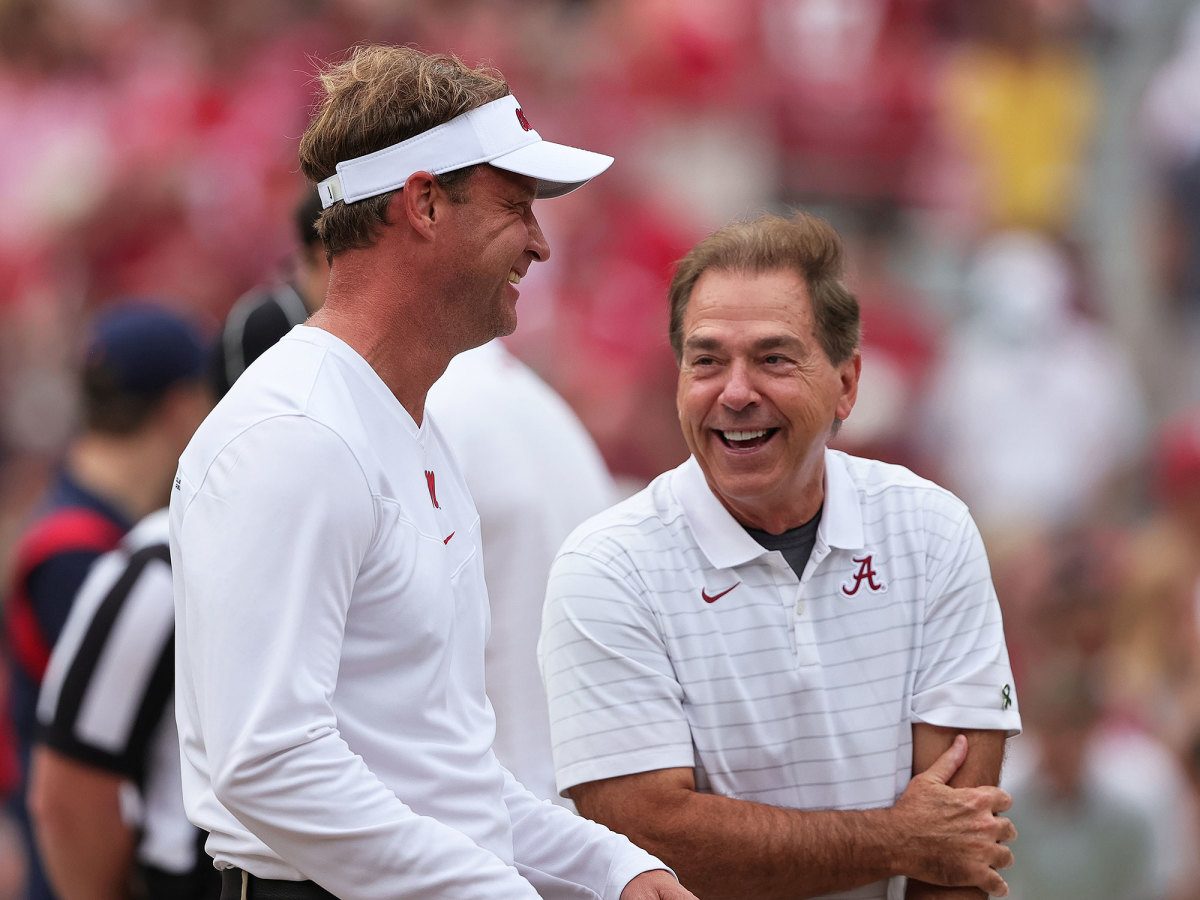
[508,271,521,284]
[724,430,767,441]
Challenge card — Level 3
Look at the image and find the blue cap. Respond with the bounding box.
[84,302,208,397]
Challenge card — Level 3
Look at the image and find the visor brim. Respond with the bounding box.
[489,140,614,199]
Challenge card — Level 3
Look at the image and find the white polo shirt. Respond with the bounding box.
[171,327,663,900]
[540,451,1020,900]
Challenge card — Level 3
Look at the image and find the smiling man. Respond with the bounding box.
[170,45,696,900]
[539,212,1022,900]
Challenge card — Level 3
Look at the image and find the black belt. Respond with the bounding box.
[142,861,222,900]
[219,868,339,900]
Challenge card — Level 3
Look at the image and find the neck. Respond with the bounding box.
[66,433,174,522]
[715,456,827,535]
[311,258,459,425]
[721,492,824,535]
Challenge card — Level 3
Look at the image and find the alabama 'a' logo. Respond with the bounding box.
[842,555,885,596]
[425,470,440,509]
[515,108,532,131]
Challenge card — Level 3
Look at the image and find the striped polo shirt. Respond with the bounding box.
[540,450,1020,900]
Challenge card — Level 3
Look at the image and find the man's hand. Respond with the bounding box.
[620,869,699,900]
[889,734,1015,896]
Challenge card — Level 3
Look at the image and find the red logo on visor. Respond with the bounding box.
[515,108,532,132]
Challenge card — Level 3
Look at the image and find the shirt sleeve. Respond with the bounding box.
[539,543,697,797]
[36,544,174,778]
[500,765,671,900]
[26,551,105,651]
[912,507,1021,734]
[174,416,542,900]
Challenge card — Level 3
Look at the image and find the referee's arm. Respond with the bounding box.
[28,744,136,900]
[567,733,1014,900]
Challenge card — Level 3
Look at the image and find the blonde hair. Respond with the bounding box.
[299,45,510,256]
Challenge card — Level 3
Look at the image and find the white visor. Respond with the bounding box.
[316,94,613,208]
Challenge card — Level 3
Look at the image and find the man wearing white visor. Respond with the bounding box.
[169,45,696,900]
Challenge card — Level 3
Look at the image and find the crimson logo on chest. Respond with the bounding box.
[425,470,440,509]
[842,555,885,596]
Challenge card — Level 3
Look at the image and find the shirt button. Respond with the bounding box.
[795,601,805,616]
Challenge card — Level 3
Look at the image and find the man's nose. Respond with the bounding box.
[719,360,759,411]
[527,210,550,263]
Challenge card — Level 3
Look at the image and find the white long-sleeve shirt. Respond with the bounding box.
[170,326,662,899]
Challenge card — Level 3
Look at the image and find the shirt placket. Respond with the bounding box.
[797,540,836,668]
[768,550,820,668]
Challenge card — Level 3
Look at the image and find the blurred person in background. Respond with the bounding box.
[1004,655,1159,900]
[999,528,1200,900]
[428,335,619,804]
[1140,2,1200,402]
[761,0,949,207]
[1107,410,1200,752]
[828,201,941,471]
[937,0,1098,234]
[207,190,329,399]
[2,304,211,900]
[1184,727,1200,900]
[917,229,1146,537]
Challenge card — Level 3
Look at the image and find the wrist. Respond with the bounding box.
[861,805,906,880]
[612,859,676,900]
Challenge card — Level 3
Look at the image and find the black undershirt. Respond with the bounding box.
[744,507,823,578]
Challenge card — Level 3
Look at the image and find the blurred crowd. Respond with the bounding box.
[3,0,1200,896]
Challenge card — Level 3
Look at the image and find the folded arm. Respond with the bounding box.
[904,725,1011,900]
[569,734,1014,900]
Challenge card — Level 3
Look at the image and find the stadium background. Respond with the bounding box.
[2,0,1200,895]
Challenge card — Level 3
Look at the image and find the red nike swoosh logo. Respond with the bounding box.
[701,582,740,603]
[443,532,454,544]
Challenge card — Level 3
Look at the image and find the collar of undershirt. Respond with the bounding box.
[744,508,822,578]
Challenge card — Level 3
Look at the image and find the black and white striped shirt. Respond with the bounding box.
[37,509,217,896]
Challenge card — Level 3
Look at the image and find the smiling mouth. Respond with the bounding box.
[718,428,777,449]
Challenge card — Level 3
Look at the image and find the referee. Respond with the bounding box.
[31,510,207,900]
[27,244,318,899]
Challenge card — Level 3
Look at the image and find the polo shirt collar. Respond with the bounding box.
[820,449,865,551]
[672,450,865,570]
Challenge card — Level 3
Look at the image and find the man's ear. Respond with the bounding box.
[835,349,862,422]
[401,171,443,240]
